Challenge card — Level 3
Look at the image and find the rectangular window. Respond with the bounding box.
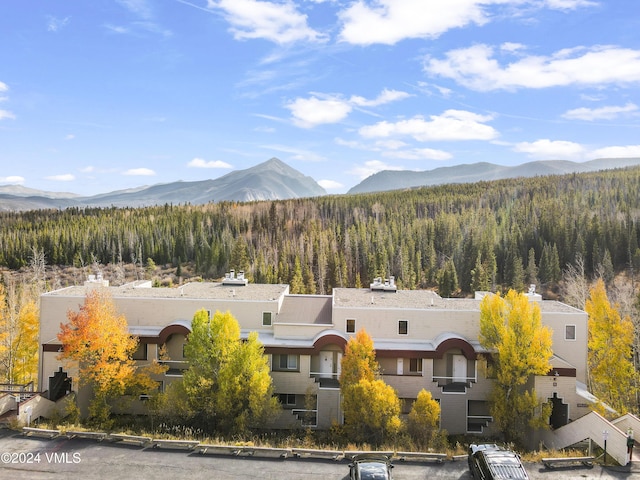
[409,358,422,374]
[278,354,298,370]
[398,320,408,335]
[132,343,147,361]
[278,394,296,406]
[262,311,272,326]
[346,318,356,333]
[565,324,576,341]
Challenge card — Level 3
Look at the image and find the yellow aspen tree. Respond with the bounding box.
[183,309,279,435]
[339,328,378,386]
[0,284,8,382]
[11,299,39,385]
[585,278,636,414]
[407,389,441,449]
[479,290,553,445]
[340,329,402,446]
[0,279,40,385]
[58,289,137,426]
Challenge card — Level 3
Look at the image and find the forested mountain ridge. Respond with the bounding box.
[2,166,640,297]
[348,157,640,194]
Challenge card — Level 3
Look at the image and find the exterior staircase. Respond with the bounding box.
[0,382,74,427]
[539,411,639,466]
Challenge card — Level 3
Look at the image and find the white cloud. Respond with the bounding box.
[124,168,156,176]
[383,148,452,161]
[104,24,130,34]
[562,103,638,121]
[104,21,172,37]
[375,139,408,150]
[0,82,11,116]
[187,158,233,169]
[544,0,597,9]
[45,174,76,182]
[80,166,95,173]
[359,110,497,141]
[335,138,451,162]
[117,0,153,19]
[0,110,15,120]
[500,42,526,54]
[207,0,327,44]
[425,44,640,91]
[65,134,75,141]
[348,160,404,180]
[47,16,70,32]
[592,145,640,158]
[338,0,489,46]
[513,139,586,160]
[318,179,344,190]
[337,1,596,45]
[286,88,411,128]
[260,144,327,162]
[350,89,412,107]
[286,96,352,128]
[0,176,25,185]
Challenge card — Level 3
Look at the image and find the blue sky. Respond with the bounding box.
[2,0,640,195]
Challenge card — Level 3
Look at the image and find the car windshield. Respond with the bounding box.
[358,461,389,480]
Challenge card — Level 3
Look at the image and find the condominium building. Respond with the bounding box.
[38,273,592,435]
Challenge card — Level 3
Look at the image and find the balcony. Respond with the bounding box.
[291,409,318,428]
[432,375,476,393]
[309,372,340,389]
[158,360,189,376]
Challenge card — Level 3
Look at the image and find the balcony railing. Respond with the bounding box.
[291,409,318,428]
[309,372,340,389]
[0,382,36,402]
[158,360,189,376]
[467,415,493,433]
[432,375,476,393]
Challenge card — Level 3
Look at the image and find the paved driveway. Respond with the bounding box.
[0,429,637,480]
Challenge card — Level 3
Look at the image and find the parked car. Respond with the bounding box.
[468,444,529,479]
[348,454,394,480]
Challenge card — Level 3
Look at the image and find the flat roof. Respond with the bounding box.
[43,281,583,314]
[332,288,583,313]
[43,281,289,302]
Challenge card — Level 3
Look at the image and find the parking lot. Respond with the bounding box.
[0,428,637,479]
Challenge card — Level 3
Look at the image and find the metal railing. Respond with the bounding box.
[291,409,318,428]
[309,372,340,388]
[158,360,189,376]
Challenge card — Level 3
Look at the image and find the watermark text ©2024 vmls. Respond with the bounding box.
[1,451,81,464]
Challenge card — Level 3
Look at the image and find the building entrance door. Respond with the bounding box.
[452,354,467,383]
[319,351,334,379]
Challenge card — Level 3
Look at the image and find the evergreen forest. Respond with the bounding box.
[1,166,640,297]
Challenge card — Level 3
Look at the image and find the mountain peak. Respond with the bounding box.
[0,158,326,211]
[255,157,295,174]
